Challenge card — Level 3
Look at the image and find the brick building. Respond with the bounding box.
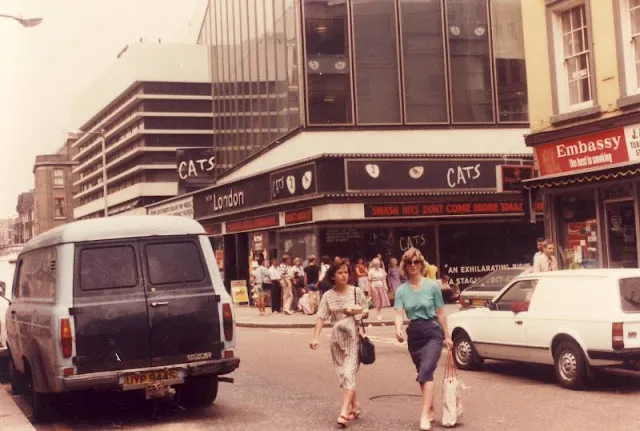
[13,191,35,244]
[33,140,77,235]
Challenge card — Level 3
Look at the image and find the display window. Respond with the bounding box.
[556,190,599,269]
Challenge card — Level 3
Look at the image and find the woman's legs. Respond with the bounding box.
[420,381,436,420]
[340,388,355,418]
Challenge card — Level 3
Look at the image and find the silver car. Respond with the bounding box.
[460,267,531,309]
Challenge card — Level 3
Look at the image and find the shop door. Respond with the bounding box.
[605,200,638,268]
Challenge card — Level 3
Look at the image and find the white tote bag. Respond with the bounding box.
[441,349,464,427]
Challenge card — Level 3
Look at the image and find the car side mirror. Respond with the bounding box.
[511,301,529,313]
[484,300,497,311]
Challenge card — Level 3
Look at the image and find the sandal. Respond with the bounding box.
[337,415,350,428]
[347,409,362,420]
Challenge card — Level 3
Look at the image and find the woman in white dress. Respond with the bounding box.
[310,261,369,427]
[368,258,391,320]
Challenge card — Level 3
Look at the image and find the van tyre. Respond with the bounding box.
[453,332,483,371]
[554,341,588,390]
[8,355,27,395]
[25,365,54,423]
[176,375,219,407]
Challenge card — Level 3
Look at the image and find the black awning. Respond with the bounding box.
[522,164,640,190]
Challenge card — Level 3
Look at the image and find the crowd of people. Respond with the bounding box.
[250,252,461,317]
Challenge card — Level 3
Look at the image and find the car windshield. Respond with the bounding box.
[464,268,526,292]
[620,278,640,313]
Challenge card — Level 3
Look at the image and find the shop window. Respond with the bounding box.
[277,229,317,264]
[439,222,543,290]
[556,190,599,269]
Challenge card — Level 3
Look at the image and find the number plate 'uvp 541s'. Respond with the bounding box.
[187,352,212,362]
[120,369,184,390]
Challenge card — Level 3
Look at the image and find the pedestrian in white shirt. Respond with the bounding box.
[280,254,294,315]
[533,242,558,272]
[533,237,545,265]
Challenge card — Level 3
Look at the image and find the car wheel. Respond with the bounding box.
[554,341,588,390]
[176,375,219,407]
[8,354,27,395]
[0,357,9,383]
[453,332,483,371]
[25,364,54,423]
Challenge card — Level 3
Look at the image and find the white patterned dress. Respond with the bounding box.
[317,286,368,390]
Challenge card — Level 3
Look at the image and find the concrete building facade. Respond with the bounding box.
[13,191,35,244]
[69,42,213,220]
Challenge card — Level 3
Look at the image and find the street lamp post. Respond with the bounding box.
[70,130,109,218]
[0,13,43,28]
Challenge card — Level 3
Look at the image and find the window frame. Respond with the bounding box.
[494,279,539,311]
[142,239,208,287]
[53,197,66,219]
[77,244,139,292]
[547,0,598,117]
[53,169,65,188]
[615,0,640,107]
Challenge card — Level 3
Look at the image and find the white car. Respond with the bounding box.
[448,269,640,390]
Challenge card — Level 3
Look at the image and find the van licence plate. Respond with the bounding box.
[120,370,183,389]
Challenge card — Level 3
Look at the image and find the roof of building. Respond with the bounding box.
[21,215,205,253]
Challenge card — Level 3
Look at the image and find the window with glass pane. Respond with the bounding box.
[53,198,65,218]
[491,0,528,123]
[629,0,640,90]
[352,0,401,124]
[400,0,448,124]
[53,169,64,187]
[446,0,494,123]
[304,0,353,124]
[561,5,591,106]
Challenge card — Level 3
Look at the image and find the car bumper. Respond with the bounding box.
[57,357,240,392]
[587,348,640,361]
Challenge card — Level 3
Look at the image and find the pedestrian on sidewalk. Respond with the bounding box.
[269,257,283,313]
[394,247,453,431]
[291,257,305,311]
[533,240,558,272]
[387,257,404,303]
[280,254,294,315]
[261,259,275,311]
[318,255,332,296]
[310,261,369,428]
[368,258,390,320]
[355,257,368,296]
[304,255,321,311]
[252,258,269,315]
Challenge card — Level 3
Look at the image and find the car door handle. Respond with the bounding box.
[515,320,523,325]
[151,301,170,307]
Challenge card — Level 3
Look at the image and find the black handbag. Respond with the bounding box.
[354,288,375,365]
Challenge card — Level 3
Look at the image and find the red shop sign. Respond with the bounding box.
[534,125,640,176]
[226,214,280,233]
[284,208,313,225]
[203,223,222,236]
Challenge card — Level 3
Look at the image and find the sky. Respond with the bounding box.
[0,0,207,219]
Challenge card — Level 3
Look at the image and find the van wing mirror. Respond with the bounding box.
[511,301,529,313]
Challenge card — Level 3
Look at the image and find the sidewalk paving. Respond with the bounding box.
[0,386,34,431]
[234,304,461,328]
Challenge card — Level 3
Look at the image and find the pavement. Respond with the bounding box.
[0,385,35,431]
[234,303,462,328]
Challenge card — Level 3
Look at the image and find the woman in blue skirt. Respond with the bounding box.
[394,247,453,431]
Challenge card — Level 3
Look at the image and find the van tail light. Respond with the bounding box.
[222,303,233,341]
[60,318,73,358]
[612,322,625,350]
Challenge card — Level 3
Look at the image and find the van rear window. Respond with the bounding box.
[80,246,138,291]
[145,241,206,285]
[619,278,640,313]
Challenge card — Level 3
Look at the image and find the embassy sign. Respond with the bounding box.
[535,124,640,176]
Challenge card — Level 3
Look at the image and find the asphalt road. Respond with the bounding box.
[5,325,640,431]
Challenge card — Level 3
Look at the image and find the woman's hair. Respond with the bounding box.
[324,261,349,286]
[321,255,331,265]
[399,247,429,278]
[294,257,302,266]
[390,257,398,267]
[371,257,381,267]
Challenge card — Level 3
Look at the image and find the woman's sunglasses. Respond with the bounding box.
[404,259,422,266]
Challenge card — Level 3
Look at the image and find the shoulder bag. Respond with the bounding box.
[354,287,375,365]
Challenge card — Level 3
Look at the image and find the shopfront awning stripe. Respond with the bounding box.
[522,167,640,189]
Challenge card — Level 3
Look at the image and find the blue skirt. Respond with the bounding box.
[406,318,444,383]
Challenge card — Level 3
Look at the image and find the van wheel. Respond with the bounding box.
[25,364,53,423]
[453,332,483,371]
[8,355,27,395]
[554,341,588,390]
[176,376,219,407]
[0,357,9,383]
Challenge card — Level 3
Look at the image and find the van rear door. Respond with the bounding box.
[140,237,223,367]
[73,241,151,374]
